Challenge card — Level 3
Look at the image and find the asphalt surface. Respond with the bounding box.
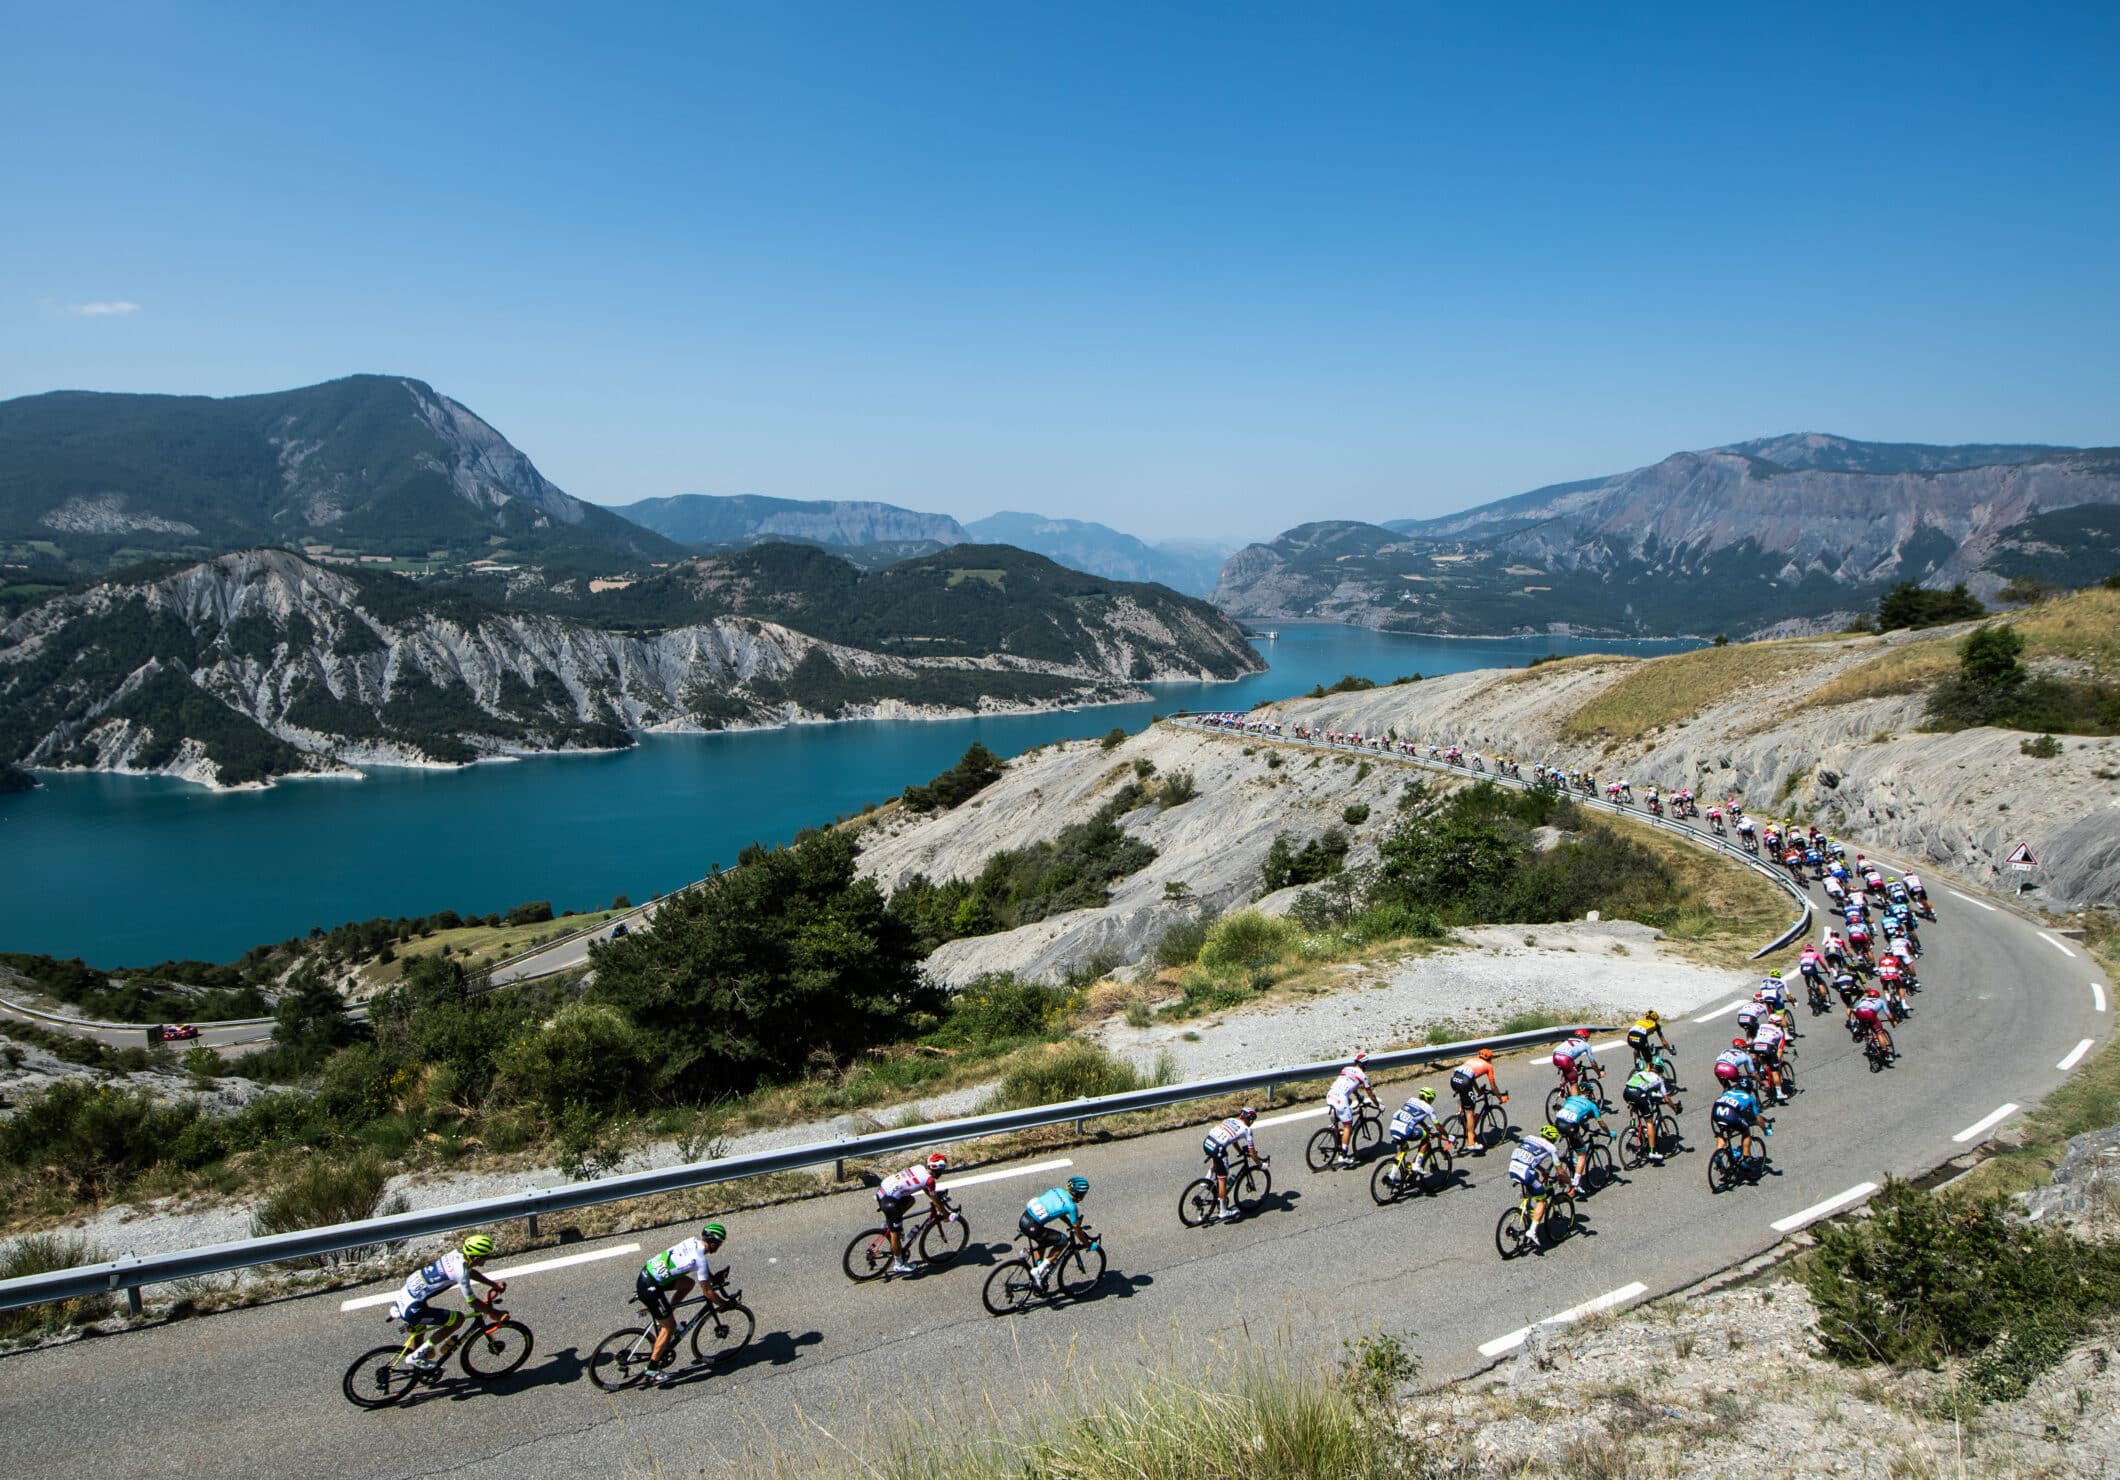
[0,996,272,1053]
[0,849,2105,1478]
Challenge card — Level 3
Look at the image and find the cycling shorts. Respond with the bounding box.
[1202,1138,1232,1172]
[876,1191,915,1230]
[1752,1044,1782,1066]
[636,1270,675,1323]
[1018,1210,1067,1252]
[397,1298,450,1329]
[1508,1164,1548,1194]
[1552,1052,1580,1076]
[1710,1105,1752,1134]
[1622,1084,1656,1110]
[1327,1097,1355,1124]
[1713,1061,1744,1084]
[1450,1068,1477,1098]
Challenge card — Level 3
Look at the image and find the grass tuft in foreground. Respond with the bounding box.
[0,1233,113,1342]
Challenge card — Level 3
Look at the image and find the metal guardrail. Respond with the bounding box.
[0,995,273,1033]
[0,1025,1602,1314]
[1168,716,1813,960]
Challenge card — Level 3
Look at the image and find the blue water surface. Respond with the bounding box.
[1,624,1693,964]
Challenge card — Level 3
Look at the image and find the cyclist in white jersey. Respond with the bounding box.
[1201,1107,1267,1220]
[875,1152,953,1275]
[1326,1054,1379,1166]
[638,1224,732,1385]
[392,1235,505,1370]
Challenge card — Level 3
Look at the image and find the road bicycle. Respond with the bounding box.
[1565,1125,1618,1194]
[1804,974,1831,1016]
[1544,1065,1608,1124]
[1304,1104,1383,1170]
[342,1298,534,1409]
[1707,1122,1774,1193]
[1495,1185,1578,1258]
[1178,1155,1272,1227]
[1630,1042,1681,1091]
[842,1191,970,1280]
[1862,1022,1897,1071]
[1453,1086,1510,1153]
[588,1273,755,1391]
[982,1223,1106,1315]
[1369,1134,1454,1204]
[1617,1099,1683,1170]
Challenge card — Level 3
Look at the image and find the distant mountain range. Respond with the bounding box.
[1215,434,2120,638]
[963,513,1230,596]
[0,545,1261,788]
[0,376,680,580]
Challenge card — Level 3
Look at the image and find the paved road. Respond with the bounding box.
[0,836,2105,1478]
[0,996,272,1052]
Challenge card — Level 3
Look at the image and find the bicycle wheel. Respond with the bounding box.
[1545,1196,1578,1242]
[1419,1144,1455,1194]
[918,1213,972,1266]
[982,1260,1038,1317]
[1440,1115,1470,1156]
[343,1344,422,1408]
[842,1228,895,1282]
[1776,1061,1798,1098]
[1231,1162,1272,1214]
[1655,1113,1682,1155]
[459,1319,533,1380]
[1543,1086,1566,1124]
[1352,1113,1383,1155]
[1475,1103,1509,1149]
[1178,1176,1219,1228]
[689,1301,755,1368]
[1619,1120,1650,1171]
[1707,1148,1737,1194]
[1494,1205,1528,1260]
[1305,1127,1339,1172]
[1369,1157,1408,1206]
[589,1327,652,1392]
[1058,1245,1106,1299]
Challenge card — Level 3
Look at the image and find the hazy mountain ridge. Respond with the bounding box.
[0,548,1262,788]
[0,376,680,576]
[1219,435,2120,637]
[965,512,1229,596]
[610,492,970,550]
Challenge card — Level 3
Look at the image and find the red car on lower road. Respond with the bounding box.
[157,1024,200,1041]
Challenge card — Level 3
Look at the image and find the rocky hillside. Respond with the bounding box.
[1214,434,2120,638]
[0,375,680,578]
[0,548,1262,788]
[609,492,969,550]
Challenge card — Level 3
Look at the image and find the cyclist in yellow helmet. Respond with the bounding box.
[390,1234,505,1370]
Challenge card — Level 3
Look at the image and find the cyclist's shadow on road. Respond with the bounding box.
[431,1346,586,1403]
[1250,1187,1303,1218]
[1061,1271,1152,1309]
[664,1329,825,1387]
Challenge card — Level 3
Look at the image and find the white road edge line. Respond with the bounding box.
[1591,1039,1625,1055]
[1952,1103,2022,1144]
[339,1242,643,1312]
[1947,888,1998,913]
[1694,1000,1745,1023]
[2095,981,2108,1014]
[942,1158,1073,1192]
[1771,1182,1879,1234]
[1477,1281,1649,1358]
[2059,1039,2095,1072]
[1256,1108,1323,1129]
[2042,933,2079,959]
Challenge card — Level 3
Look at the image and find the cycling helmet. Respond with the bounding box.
[1769,968,1782,979]
[1732,1038,1749,1050]
[1351,1051,1369,1065]
[1644,1011,1659,1024]
[1539,1125,1561,1143]
[926,1152,949,1172]
[1476,1048,1494,1061]
[1239,1106,1258,1123]
[1066,1176,1090,1199]
[461,1234,495,1261]
[1417,1087,1437,1104]
[701,1222,726,1244]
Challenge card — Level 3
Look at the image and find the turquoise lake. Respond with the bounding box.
[2,624,1695,964]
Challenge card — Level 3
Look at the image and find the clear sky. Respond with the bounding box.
[4,3,2116,542]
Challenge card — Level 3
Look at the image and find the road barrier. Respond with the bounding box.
[0,996,272,1033]
[1168,716,1813,959]
[0,1025,1605,1315]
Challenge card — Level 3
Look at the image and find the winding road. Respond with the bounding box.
[0,728,2109,1478]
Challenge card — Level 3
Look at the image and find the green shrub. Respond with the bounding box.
[251,1150,409,1256]
[1101,727,1128,751]
[1802,1178,2120,1398]
[0,1233,114,1340]
[2021,733,2063,758]
[1341,803,1370,826]
[1152,915,1213,969]
[901,743,1005,812]
[929,977,1070,1050]
[1160,769,1197,805]
[983,1042,1173,1110]
[1261,830,1348,891]
[1198,911,1297,975]
[493,1002,655,1120]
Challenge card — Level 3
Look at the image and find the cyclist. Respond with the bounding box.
[1551,1030,1598,1098]
[1020,1176,1091,1282]
[1713,1038,1757,1092]
[1201,1107,1267,1221]
[1507,1127,1565,1245]
[637,1223,731,1386]
[391,1234,505,1371]
[1552,1089,1607,1194]
[1710,1085,1769,1161]
[1755,973,1796,1036]
[1327,1053,1380,1166]
[1852,987,1896,1057]
[1821,930,1849,972]
[1734,996,1766,1043]
[1621,1064,1674,1165]
[1750,1015,1791,1104]
[1904,872,1930,912]
[1625,1011,1673,1076]
[1383,1087,1441,1188]
[1797,945,1826,1001]
[874,1152,953,1275]
[1450,1048,1506,1152]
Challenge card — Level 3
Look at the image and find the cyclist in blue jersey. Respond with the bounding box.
[391,1235,505,1370]
[1552,1092,1607,1193]
[1020,1177,1090,1283]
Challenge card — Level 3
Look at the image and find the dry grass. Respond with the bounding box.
[1497,654,1638,685]
[1809,586,2120,708]
[1594,812,1801,970]
[1559,642,1840,742]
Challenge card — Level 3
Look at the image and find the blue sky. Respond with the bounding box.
[4,3,2116,542]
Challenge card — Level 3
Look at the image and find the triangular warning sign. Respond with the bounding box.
[2004,842,2038,866]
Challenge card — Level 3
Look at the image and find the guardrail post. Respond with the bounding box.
[834,1157,845,1182]
[1266,1083,1275,1106]
[127,1285,143,1315]
[1074,1117,1085,1135]
[526,1213,539,1239]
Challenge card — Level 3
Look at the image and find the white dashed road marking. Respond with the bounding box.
[2095,981,2109,1014]
[2042,933,2079,959]
[1771,1182,1879,1234]
[1256,1107,1325,1130]
[943,1158,1074,1192]
[1478,1281,1649,1358]
[340,1242,643,1312]
[1694,1001,1746,1023]
[2059,1039,2095,1072]
[1952,1103,2021,1144]
[1947,889,1998,912]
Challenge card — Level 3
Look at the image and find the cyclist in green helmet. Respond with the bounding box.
[391,1233,505,1370]
[638,1223,730,1386]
